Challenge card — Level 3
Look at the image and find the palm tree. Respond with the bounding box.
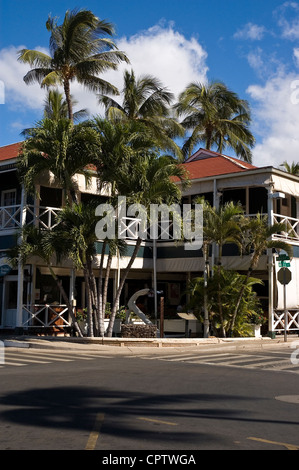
[21,89,89,138]
[92,117,188,335]
[18,117,101,203]
[43,89,88,122]
[200,200,244,337]
[174,81,255,161]
[51,201,125,337]
[18,8,129,121]
[99,69,184,159]
[280,161,299,176]
[228,214,293,334]
[10,226,84,337]
[100,146,189,336]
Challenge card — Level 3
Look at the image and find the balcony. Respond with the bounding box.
[0,205,299,248]
[272,213,299,244]
[0,204,62,233]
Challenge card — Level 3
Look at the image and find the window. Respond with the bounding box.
[1,189,17,228]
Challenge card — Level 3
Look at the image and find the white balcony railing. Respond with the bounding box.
[0,205,22,229]
[0,205,299,246]
[0,204,62,232]
[273,213,299,242]
[21,304,72,329]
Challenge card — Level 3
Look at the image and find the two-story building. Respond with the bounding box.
[0,142,298,337]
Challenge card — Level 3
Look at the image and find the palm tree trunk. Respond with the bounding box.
[87,257,99,336]
[206,127,213,150]
[106,238,142,337]
[102,249,113,318]
[216,246,226,337]
[64,79,73,122]
[97,240,107,337]
[83,265,94,337]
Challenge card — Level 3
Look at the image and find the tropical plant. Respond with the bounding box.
[8,226,83,337]
[94,127,189,336]
[18,8,129,121]
[199,200,244,336]
[280,161,299,176]
[98,69,184,159]
[227,214,293,334]
[174,80,255,161]
[43,89,88,122]
[17,117,101,203]
[187,268,264,337]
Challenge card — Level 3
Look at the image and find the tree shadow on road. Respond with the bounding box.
[0,386,297,449]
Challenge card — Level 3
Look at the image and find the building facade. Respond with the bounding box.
[0,143,298,336]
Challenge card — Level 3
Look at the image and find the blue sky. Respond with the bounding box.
[1,0,299,168]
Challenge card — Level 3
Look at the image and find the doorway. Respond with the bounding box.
[2,276,18,328]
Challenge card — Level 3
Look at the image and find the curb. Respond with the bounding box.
[1,334,297,352]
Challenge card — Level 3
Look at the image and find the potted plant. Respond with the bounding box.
[104,303,126,335]
[76,309,88,335]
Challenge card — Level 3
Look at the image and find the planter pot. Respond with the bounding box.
[249,324,262,337]
[104,318,122,334]
[77,320,88,335]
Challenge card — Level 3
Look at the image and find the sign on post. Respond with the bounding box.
[0,254,12,277]
[277,267,292,285]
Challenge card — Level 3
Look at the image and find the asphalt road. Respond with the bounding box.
[0,344,299,453]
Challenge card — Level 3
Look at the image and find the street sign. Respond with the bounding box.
[277,267,292,285]
[278,261,291,268]
[277,254,290,261]
[0,255,12,277]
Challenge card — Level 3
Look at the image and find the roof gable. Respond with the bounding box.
[183,148,256,180]
[0,142,22,162]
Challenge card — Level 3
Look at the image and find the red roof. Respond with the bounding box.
[0,142,23,162]
[179,148,257,180]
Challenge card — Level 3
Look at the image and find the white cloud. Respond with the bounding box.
[0,24,209,123]
[0,45,47,111]
[234,22,266,41]
[115,24,208,98]
[247,71,299,168]
[275,2,299,40]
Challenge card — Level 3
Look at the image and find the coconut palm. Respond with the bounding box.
[18,8,129,121]
[280,161,299,176]
[18,117,101,202]
[174,81,255,161]
[99,69,184,159]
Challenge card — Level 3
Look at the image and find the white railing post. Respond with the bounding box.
[16,185,27,328]
[267,183,275,337]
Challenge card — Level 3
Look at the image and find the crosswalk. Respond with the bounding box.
[0,348,112,368]
[135,350,299,374]
[1,347,299,374]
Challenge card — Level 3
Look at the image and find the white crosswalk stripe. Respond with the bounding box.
[0,349,113,368]
[136,351,299,374]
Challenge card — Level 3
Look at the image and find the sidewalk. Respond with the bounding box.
[1,334,297,354]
